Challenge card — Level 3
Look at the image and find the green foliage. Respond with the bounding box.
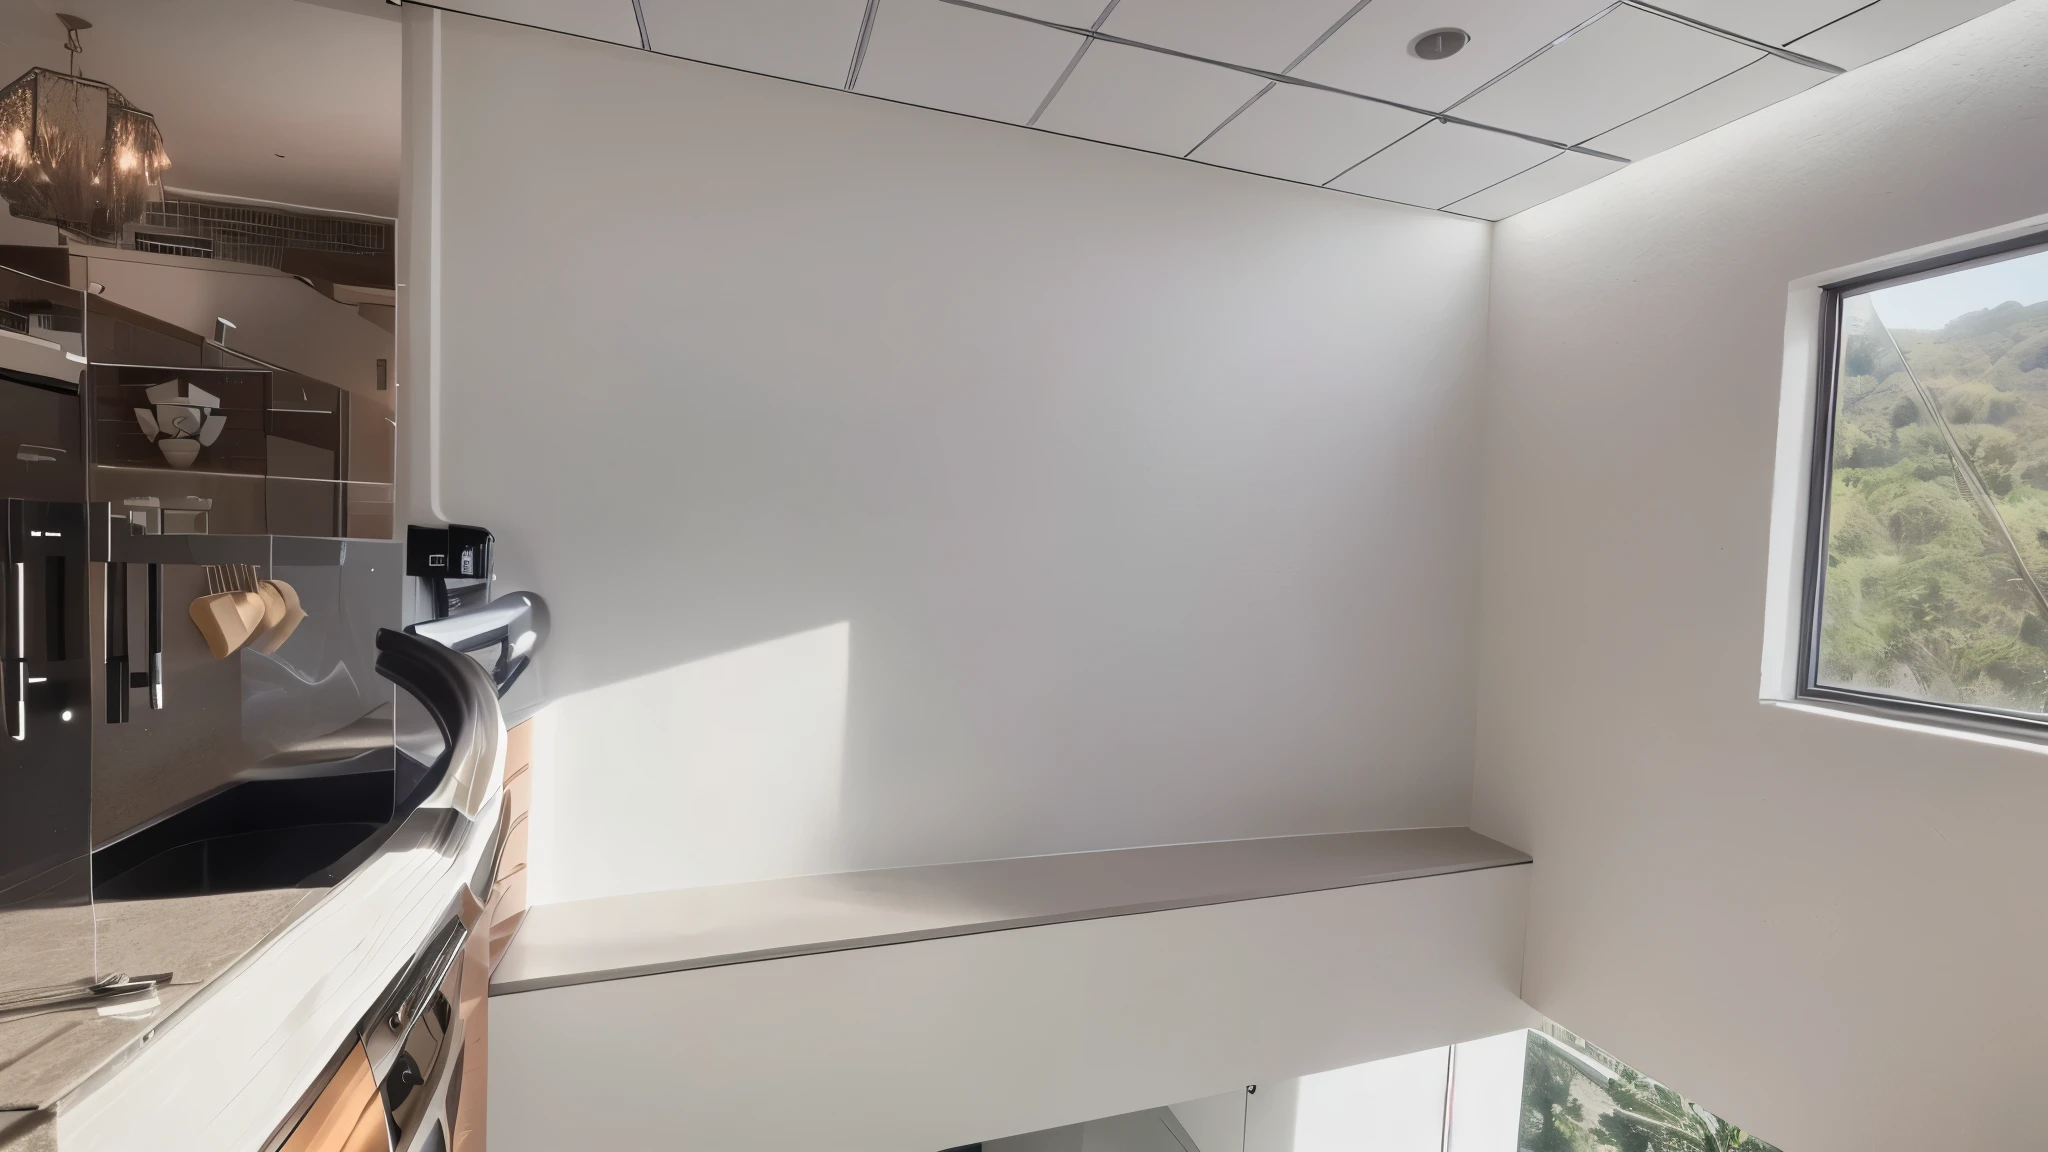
[1597,1068,1774,1152]
[1821,300,2048,713]
[1522,1041,1592,1152]
[1520,1034,1782,1152]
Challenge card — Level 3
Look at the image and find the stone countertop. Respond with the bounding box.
[0,889,318,1111]
[50,801,497,1152]
[492,826,1531,995]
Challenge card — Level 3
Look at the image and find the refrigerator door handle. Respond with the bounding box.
[105,560,128,724]
[136,563,162,710]
[103,555,163,714]
[118,557,160,709]
[6,558,23,741]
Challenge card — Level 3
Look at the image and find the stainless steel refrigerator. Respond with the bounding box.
[0,259,95,1000]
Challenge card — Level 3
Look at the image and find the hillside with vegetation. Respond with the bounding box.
[1820,295,2048,712]
[1519,1028,1780,1152]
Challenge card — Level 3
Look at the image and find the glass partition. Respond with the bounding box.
[0,264,94,1023]
[92,536,402,877]
[0,263,86,392]
[86,363,384,539]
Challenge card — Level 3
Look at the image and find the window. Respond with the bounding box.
[1805,236,2048,731]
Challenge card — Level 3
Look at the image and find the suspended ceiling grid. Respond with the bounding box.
[434,0,2007,219]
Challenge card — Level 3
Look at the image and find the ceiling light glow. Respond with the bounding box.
[0,14,172,241]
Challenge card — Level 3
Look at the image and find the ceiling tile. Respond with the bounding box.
[1444,151,1625,218]
[1035,40,1270,156]
[432,0,642,46]
[1787,0,2011,68]
[985,0,1119,25]
[1453,5,1762,145]
[1292,0,1615,113]
[641,0,868,87]
[1585,56,1828,160]
[1327,121,1557,209]
[1190,84,1429,185]
[1648,1,1873,47]
[855,0,1084,124]
[1099,0,1365,73]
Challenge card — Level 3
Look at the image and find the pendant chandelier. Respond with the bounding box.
[0,14,170,243]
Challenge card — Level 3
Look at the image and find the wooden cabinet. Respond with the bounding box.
[268,714,540,1152]
[450,715,535,1152]
[278,1044,386,1152]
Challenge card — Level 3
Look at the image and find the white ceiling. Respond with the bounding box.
[0,0,2004,226]
[419,0,2017,220]
[0,0,400,218]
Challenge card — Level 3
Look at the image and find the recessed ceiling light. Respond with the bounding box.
[1410,28,1470,61]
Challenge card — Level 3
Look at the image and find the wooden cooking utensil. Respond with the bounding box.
[249,565,287,635]
[188,565,266,659]
[228,567,267,640]
[252,575,307,655]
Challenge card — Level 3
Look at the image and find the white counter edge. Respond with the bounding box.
[52,790,501,1152]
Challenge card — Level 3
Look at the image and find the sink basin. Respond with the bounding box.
[93,768,398,900]
[94,822,387,900]
[91,620,489,902]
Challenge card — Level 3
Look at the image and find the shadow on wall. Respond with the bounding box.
[537,621,852,903]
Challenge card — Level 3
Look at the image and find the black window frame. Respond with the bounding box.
[1799,228,2048,738]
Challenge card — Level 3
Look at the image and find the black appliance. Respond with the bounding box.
[0,258,94,998]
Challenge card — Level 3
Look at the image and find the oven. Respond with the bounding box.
[269,903,480,1152]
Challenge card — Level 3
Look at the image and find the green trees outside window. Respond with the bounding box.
[1519,1028,1779,1152]
[1815,247,2048,718]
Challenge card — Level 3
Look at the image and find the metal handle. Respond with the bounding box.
[110,562,162,712]
[144,563,162,710]
[404,591,549,698]
[105,560,128,724]
[5,559,22,741]
[375,628,503,819]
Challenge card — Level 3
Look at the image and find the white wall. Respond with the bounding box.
[0,209,59,248]
[1473,3,2048,1151]
[413,10,1494,896]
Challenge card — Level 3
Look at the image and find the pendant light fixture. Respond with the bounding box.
[0,14,171,242]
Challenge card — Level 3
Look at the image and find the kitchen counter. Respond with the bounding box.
[493,825,1530,995]
[0,890,316,1110]
[0,798,501,1152]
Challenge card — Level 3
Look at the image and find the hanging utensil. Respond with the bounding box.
[251,567,307,655]
[188,564,263,658]
[248,564,287,638]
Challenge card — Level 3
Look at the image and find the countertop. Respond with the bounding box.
[38,799,500,1152]
[0,889,317,1111]
[492,826,1531,995]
